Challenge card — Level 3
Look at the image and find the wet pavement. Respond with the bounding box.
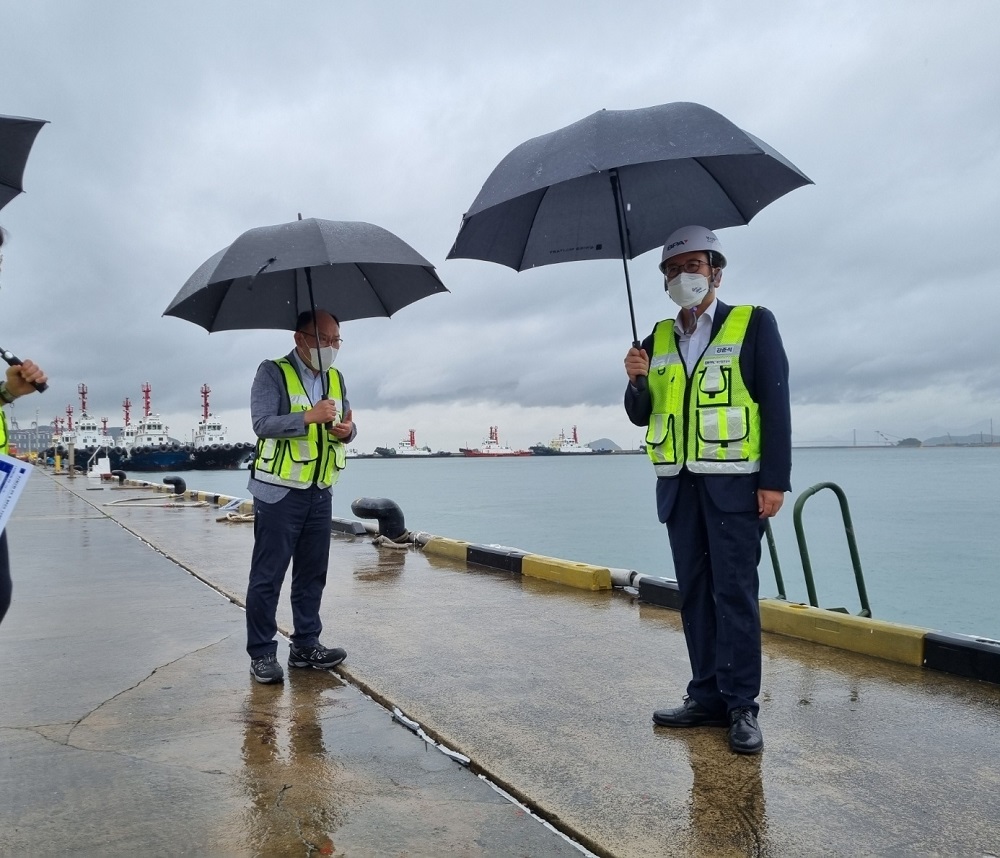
[3,470,1000,857]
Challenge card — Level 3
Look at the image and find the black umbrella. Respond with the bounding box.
[447,101,812,347]
[164,216,448,403]
[0,114,48,213]
[165,217,448,332]
[0,115,49,392]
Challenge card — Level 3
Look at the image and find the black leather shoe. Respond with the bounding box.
[728,707,764,754]
[653,698,728,728]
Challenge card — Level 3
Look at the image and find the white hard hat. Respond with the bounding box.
[659,225,727,272]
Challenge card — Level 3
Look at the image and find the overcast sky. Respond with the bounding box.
[2,1,998,452]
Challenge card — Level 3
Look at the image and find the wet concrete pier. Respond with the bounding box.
[2,470,999,857]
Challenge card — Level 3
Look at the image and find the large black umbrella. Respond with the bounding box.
[447,101,812,346]
[164,216,448,402]
[0,114,48,213]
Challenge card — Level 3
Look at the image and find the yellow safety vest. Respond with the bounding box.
[0,409,7,456]
[252,358,346,490]
[645,305,761,477]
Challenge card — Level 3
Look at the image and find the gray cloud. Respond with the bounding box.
[1,0,998,451]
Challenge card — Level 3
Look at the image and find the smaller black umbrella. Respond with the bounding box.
[164,217,448,404]
[0,114,48,213]
[165,217,447,332]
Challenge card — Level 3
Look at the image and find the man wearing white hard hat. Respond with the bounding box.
[623,225,791,755]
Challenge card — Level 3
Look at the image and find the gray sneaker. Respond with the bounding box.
[250,653,284,684]
[288,643,347,670]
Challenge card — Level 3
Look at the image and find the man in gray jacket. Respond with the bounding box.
[245,309,356,684]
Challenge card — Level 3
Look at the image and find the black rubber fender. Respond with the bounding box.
[110,470,127,485]
[350,497,407,541]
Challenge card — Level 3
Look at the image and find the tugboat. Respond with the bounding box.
[121,383,192,472]
[530,426,594,455]
[460,426,531,457]
[66,385,124,469]
[375,429,432,457]
[190,384,254,469]
[116,397,138,463]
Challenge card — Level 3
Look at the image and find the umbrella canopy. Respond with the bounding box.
[447,101,812,272]
[0,114,48,212]
[164,218,448,333]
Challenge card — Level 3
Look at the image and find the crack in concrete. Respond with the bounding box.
[7,634,233,756]
[67,632,233,743]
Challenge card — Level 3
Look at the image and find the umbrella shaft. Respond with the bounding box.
[609,170,639,344]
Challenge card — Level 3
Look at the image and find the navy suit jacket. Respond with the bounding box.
[624,300,792,522]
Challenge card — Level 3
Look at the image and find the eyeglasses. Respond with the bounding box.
[663,259,711,279]
[300,331,343,347]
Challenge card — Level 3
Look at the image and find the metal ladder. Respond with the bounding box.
[765,481,872,617]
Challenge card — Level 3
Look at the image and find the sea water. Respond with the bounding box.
[153,447,1000,641]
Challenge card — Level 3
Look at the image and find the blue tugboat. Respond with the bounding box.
[189,385,254,470]
[120,383,193,472]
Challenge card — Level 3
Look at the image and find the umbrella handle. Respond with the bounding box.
[630,339,647,392]
[321,393,334,433]
[0,347,47,392]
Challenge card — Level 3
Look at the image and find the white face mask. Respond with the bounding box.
[666,272,711,309]
[306,346,337,370]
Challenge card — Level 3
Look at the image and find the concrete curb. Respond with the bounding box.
[118,479,1000,685]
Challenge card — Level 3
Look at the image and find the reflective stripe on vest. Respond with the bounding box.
[645,305,761,477]
[252,358,346,490]
[0,409,7,456]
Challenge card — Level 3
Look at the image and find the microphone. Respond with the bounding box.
[0,346,48,392]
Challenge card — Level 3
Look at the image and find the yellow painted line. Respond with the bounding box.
[760,599,926,666]
[422,537,472,561]
[521,554,612,591]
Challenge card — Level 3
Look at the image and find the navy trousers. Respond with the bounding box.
[0,531,10,625]
[246,486,332,659]
[666,472,765,715]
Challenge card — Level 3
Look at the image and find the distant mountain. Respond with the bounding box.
[923,433,998,446]
[588,437,621,451]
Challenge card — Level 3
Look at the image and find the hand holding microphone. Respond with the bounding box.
[0,348,48,396]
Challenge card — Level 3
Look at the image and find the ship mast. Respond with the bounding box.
[122,397,131,427]
[65,404,74,432]
[78,383,88,415]
[201,384,211,422]
[141,382,152,418]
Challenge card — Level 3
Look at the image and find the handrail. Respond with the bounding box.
[792,481,872,617]
[764,520,786,600]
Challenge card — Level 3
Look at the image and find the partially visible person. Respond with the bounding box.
[0,226,49,625]
[623,225,791,755]
[245,309,356,684]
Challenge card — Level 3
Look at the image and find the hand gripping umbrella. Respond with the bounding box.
[0,114,50,391]
[164,216,448,412]
[447,101,812,385]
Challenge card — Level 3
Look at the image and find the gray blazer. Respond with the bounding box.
[246,350,357,503]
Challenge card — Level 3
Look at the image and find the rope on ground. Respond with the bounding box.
[102,499,209,508]
[373,532,412,550]
[217,512,255,523]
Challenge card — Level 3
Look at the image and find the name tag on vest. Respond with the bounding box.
[703,344,741,366]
